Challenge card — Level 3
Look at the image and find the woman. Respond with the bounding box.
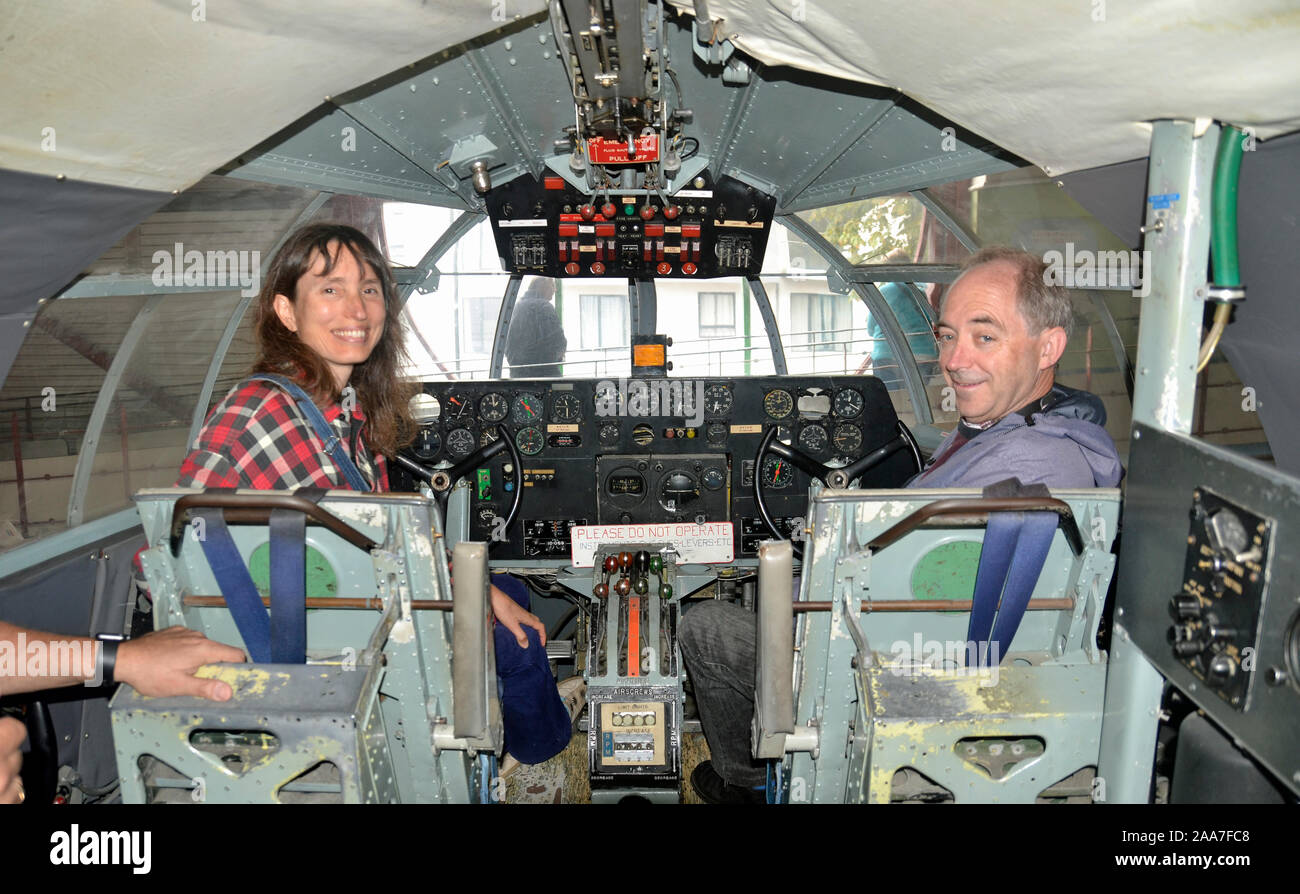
[179,223,574,766]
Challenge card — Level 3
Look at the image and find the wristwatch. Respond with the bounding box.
[95,633,126,685]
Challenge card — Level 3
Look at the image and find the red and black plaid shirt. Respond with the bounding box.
[177,379,388,491]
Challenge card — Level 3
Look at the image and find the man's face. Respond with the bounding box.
[274,242,386,390]
[935,261,1064,425]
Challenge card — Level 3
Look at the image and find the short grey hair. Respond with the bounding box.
[947,246,1074,341]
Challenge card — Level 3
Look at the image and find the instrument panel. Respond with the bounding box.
[484,170,777,279]
[391,376,916,562]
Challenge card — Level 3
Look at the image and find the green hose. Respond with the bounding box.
[1210,125,1244,288]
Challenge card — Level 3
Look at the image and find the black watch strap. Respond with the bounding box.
[95,635,124,685]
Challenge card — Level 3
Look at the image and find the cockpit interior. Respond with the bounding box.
[2,0,1299,815]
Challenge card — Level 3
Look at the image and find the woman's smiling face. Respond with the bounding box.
[273,241,385,391]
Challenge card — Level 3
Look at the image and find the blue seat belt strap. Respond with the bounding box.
[194,508,272,663]
[966,508,1059,668]
[269,507,307,664]
[965,512,1018,667]
[248,374,371,492]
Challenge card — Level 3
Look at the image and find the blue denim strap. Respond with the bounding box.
[194,508,272,663]
[965,510,1058,667]
[248,374,371,492]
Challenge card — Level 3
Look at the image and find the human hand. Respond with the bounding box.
[0,716,24,804]
[490,584,546,650]
[115,627,247,701]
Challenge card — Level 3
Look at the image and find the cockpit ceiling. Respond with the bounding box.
[669,0,1300,176]
[222,11,1013,212]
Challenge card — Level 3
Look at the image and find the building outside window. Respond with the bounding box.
[698,291,736,338]
[579,293,628,349]
[791,291,852,352]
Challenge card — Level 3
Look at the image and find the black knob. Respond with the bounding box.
[1170,623,1204,656]
[1208,652,1239,686]
[1171,593,1202,620]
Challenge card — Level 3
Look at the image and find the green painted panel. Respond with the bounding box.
[909,540,980,611]
[248,542,339,599]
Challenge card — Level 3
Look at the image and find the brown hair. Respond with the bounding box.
[949,246,1075,341]
[253,223,416,456]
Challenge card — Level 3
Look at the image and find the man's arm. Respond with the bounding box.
[0,622,245,700]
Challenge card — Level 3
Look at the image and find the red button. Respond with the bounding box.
[590,262,606,275]
[558,223,578,237]
[564,262,580,275]
[656,262,672,275]
[682,262,697,275]
[663,205,680,220]
[544,176,565,190]
[682,224,701,238]
[580,204,596,220]
[595,223,614,237]
[601,202,617,218]
[639,205,657,220]
[644,223,664,237]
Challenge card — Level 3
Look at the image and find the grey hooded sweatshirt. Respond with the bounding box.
[910,384,1122,489]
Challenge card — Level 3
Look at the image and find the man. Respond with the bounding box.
[505,278,566,378]
[1,623,244,804]
[682,246,1122,803]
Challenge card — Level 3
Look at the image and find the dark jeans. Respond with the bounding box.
[679,600,767,788]
[492,573,571,764]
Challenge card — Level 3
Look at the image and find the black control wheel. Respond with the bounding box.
[752,419,922,559]
[394,423,524,541]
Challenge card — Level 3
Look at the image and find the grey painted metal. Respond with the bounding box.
[488,275,523,378]
[56,274,246,300]
[847,263,962,284]
[1129,120,1219,433]
[452,541,499,749]
[789,485,1120,802]
[1098,121,1218,802]
[753,539,795,758]
[630,279,657,338]
[463,46,545,182]
[910,188,980,251]
[1115,423,1300,796]
[131,489,474,802]
[66,295,163,527]
[781,100,895,210]
[744,276,787,375]
[712,72,762,181]
[779,213,932,425]
[0,507,140,580]
[334,104,469,203]
[399,210,487,307]
[187,192,333,446]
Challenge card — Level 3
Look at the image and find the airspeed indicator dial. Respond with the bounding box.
[832,424,863,453]
[763,389,793,419]
[833,389,864,418]
[703,383,733,416]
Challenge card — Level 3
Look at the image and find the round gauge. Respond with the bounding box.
[445,427,476,459]
[593,381,620,412]
[703,383,733,416]
[658,471,700,513]
[631,423,654,447]
[706,422,729,445]
[763,389,794,419]
[511,394,544,424]
[412,426,441,460]
[701,467,726,491]
[833,423,863,453]
[551,392,582,422]
[445,393,474,422]
[599,422,621,445]
[479,428,500,447]
[515,426,544,456]
[798,424,828,454]
[409,392,441,424]
[478,392,508,422]
[833,388,864,418]
[761,456,793,489]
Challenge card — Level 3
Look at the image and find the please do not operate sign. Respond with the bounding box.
[569,522,735,567]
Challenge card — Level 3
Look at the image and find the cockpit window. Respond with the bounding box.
[794,193,972,265]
